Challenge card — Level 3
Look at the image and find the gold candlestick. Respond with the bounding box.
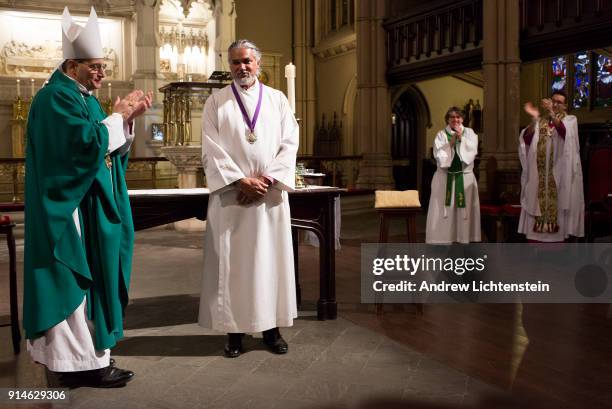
[184,93,192,146]
[13,97,26,121]
[173,94,182,146]
[162,90,171,146]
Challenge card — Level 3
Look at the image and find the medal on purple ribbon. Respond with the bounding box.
[231,82,263,144]
[246,130,257,143]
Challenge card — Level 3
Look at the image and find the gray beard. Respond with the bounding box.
[234,72,257,87]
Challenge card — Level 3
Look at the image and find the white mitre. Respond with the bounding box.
[61,6,104,59]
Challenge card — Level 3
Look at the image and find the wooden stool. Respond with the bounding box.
[0,219,20,353]
[377,207,420,243]
[376,207,423,315]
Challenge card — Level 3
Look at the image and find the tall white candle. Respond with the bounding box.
[30,79,35,99]
[108,82,112,100]
[284,62,296,113]
[16,79,21,98]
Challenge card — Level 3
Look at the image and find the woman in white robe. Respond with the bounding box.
[426,107,481,244]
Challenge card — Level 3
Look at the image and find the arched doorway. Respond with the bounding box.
[390,86,430,191]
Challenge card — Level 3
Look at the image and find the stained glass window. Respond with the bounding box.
[573,52,590,109]
[595,53,612,107]
[551,56,567,94]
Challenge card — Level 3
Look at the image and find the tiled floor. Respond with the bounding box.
[0,209,594,408]
[1,314,507,409]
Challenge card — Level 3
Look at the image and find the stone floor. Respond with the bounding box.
[0,210,544,408]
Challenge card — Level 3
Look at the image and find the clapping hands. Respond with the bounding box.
[523,101,540,120]
[113,90,153,123]
[540,98,555,116]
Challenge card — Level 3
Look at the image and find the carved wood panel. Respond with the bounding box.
[520,0,612,61]
[384,0,483,85]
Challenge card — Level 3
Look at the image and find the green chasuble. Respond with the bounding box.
[23,70,134,350]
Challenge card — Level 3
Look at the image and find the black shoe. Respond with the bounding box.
[50,366,134,389]
[87,366,134,388]
[262,328,288,354]
[224,333,244,358]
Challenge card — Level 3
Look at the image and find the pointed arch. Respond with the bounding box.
[389,84,432,191]
[342,74,358,154]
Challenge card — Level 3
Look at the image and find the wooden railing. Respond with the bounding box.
[297,155,362,188]
[0,157,178,203]
[0,155,363,203]
[123,157,178,191]
[384,0,483,83]
[519,0,612,61]
[0,158,25,203]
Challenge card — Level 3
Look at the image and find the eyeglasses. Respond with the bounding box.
[78,62,107,73]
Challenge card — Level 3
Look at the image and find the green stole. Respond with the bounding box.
[23,70,134,350]
[444,130,466,208]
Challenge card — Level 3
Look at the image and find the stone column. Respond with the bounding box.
[214,0,237,70]
[355,0,394,189]
[161,145,205,231]
[482,0,521,173]
[133,0,163,157]
[293,0,316,154]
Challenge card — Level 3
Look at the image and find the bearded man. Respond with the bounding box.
[197,39,299,357]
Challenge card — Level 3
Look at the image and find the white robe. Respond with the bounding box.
[518,115,584,241]
[198,79,299,333]
[28,78,134,371]
[426,126,481,244]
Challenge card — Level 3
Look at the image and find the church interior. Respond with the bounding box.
[1,0,611,408]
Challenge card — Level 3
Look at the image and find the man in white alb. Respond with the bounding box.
[518,91,584,242]
[198,39,299,357]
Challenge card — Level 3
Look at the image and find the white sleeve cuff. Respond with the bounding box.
[117,121,135,156]
[102,113,127,154]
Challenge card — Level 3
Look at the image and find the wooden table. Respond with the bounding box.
[128,187,343,320]
[0,221,19,353]
[0,203,25,354]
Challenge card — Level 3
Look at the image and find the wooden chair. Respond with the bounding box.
[0,215,20,353]
[479,157,522,242]
[377,207,421,244]
[480,156,504,242]
[585,147,612,242]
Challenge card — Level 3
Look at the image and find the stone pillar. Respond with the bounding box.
[355,0,394,189]
[133,0,163,157]
[293,0,316,154]
[214,0,237,70]
[482,0,521,172]
[161,145,206,231]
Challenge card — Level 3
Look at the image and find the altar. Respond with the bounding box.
[128,186,344,320]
